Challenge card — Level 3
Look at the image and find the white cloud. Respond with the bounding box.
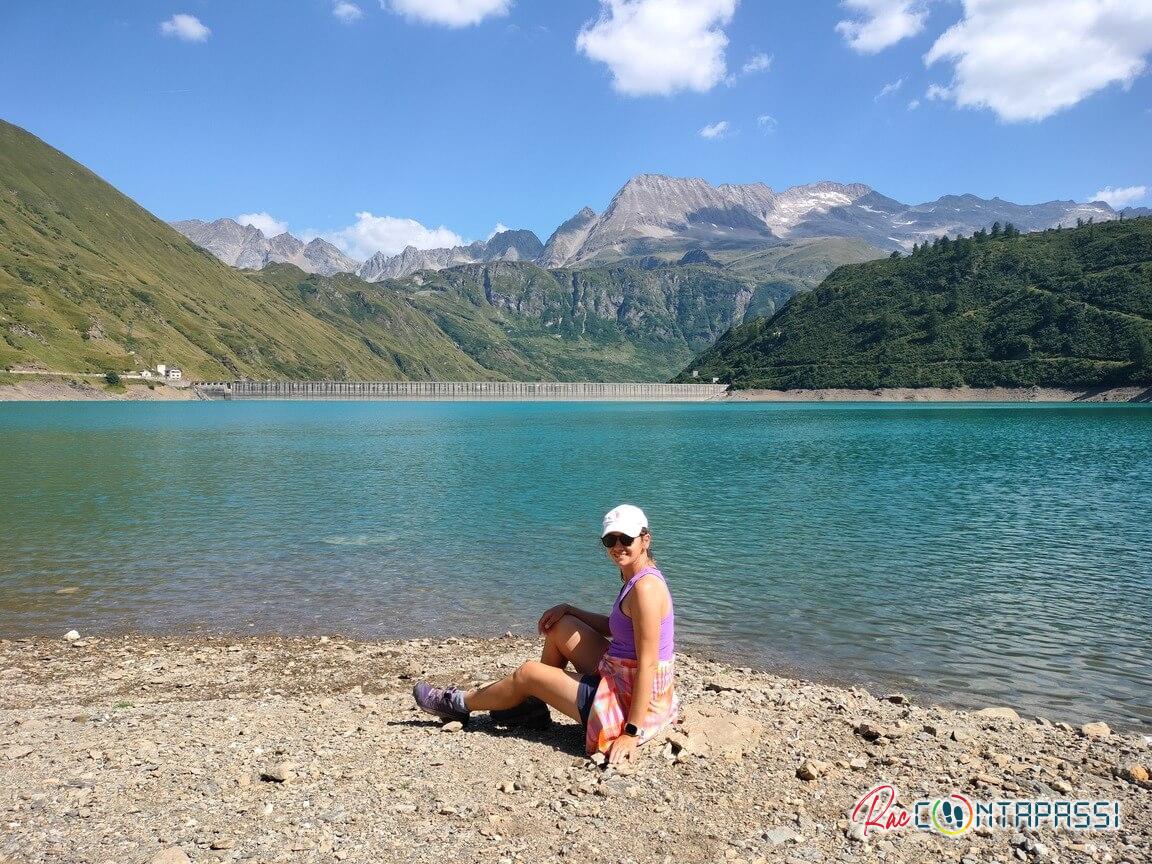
[160,13,211,43]
[875,78,903,99]
[699,120,730,139]
[486,222,510,240]
[325,212,465,259]
[757,113,778,132]
[333,2,364,23]
[836,0,927,54]
[925,0,1152,122]
[387,0,511,28]
[237,212,289,236]
[925,83,950,100]
[742,52,772,74]
[576,0,738,96]
[907,98,920,110]
[1090,185,1149,208]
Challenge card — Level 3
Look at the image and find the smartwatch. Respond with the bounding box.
[623,723,640,737]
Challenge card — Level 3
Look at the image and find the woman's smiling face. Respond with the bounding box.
[603,530,650,568]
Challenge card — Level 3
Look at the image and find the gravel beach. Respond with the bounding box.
[1,634,1148,864]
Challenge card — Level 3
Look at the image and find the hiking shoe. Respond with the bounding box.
[490,696,552,729]
[412,682,469,723]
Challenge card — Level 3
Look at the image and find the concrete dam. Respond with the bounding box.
[200,380,728,401]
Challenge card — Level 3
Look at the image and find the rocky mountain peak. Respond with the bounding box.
[170,220,360,276]
[538,206,600,269]
[485,229,544,262]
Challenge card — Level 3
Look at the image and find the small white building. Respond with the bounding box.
[140,370,153,379]
[166,367,183,381]
[156,364,167,377]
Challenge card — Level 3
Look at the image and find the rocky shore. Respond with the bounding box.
[1,635,1149,864]
[0,379,196,401]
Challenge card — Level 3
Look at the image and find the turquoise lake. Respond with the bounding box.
[1,401,1150,728]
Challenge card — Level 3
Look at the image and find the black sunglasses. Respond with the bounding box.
[601,533,637,548]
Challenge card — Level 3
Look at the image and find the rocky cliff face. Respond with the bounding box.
[538,178,1122,266]
[170,219,360,276]
[395,259,766,355]
[172,219,270,270]
[538,207,598,269]
[356,230,544,282]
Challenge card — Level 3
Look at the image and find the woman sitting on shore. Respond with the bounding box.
[413,504,678,764]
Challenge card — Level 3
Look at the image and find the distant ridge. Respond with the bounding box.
[179,176,1124,278]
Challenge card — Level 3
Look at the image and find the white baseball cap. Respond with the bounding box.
[602,504,648,538]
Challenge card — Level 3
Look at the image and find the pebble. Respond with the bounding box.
[150,849,190,864]
[1082,722,1112,739]
[260,763,297,783]
[764,826,800,846]
[442,720,464,733]
[64,630,80,642]
[976,706,1021,722]
[1119,763,1149,784]
[55,587,81,595]
[705,677,745,692]
[796,759,828,781]
[854,723,882,742]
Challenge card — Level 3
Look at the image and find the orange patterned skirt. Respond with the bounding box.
[585,653,678,755]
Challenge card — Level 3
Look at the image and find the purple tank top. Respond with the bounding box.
[607,566,675,661]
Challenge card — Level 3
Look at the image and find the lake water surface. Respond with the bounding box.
[1,401,1149,728]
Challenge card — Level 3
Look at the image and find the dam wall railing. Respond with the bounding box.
[203,380,728,402]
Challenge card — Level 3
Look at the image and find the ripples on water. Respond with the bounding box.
[0,401,1149,728]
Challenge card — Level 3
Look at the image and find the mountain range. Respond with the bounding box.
[174,175,1139,281]
[6,118,871,382]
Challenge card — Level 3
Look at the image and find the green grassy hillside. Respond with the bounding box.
[678,218,1152,389]
[0,120,492,380]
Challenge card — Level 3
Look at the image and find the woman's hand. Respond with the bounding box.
[607,733,638,766]
[537,603,570,634]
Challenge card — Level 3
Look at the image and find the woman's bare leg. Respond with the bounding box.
[463,661,583,721]
[463,614,608,719]
[540,613,609,675]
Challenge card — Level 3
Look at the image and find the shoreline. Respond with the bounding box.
[0,378,198,402]
[3,381,1151,403]
[727,385,1152,403]
[2,634,1148,864]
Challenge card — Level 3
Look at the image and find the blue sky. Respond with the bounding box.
[2,0,1150,258]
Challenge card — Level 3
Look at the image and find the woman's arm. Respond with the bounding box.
[623,577,663,727]
[538,602,611,638]
[607,576,663,764]
[562,604,612,638]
